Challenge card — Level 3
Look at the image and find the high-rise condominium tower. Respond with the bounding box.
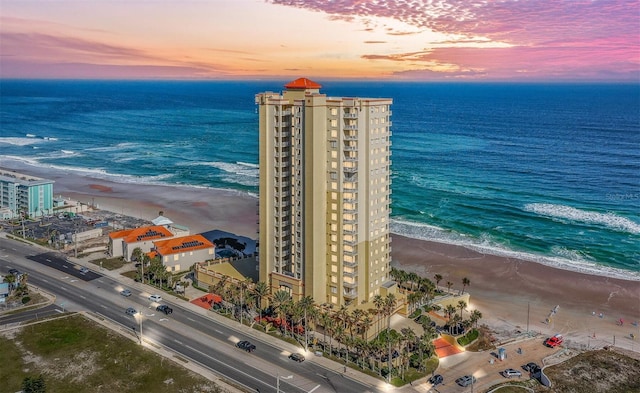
[256,78,393,307]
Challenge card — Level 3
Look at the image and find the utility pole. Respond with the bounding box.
[527,302,530,334]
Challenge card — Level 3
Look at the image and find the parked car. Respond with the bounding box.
[120,289,132,297]
[456,375,476,387]
[429,374,443,386]
[236,340,256,352]
[502,368,522,378]
[149,294,162,303]
[545,334,564,347]
[288,353,305,362]
[8,268,20,276]
[156,305,173,315]
[523,362,540,372]
[79,266,89,274]
[125,307,138,316]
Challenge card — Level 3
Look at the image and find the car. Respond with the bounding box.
[545,334,564,347]
[120,289,132,297]
[523,362,540,372]
[455,375,476,387]
[156,304,173,315]
[288,353,305,362]
[236,340,256,352]
[8,268,20,276]
[125,307,138,316]
[79,266,89,274]
[149,294,162,302]
[502,368,522,378]
[429,374,443,386]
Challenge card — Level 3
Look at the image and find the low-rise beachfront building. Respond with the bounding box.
[0,169,54,219]
[150,234,215,273]
[151,214,190,237]
[108,225,174,261]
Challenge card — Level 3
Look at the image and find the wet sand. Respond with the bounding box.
[4,161,639,352]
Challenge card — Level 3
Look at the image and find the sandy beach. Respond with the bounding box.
[4,161,640,353]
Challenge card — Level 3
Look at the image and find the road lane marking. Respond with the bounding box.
[214,329,223,334]
[187,317,195,322]
[80,295,86,299]
[46,259,51,262]
[100,305,107,309]
[60,286,68,291]
[308,385,321,393]
[174,339,183,345]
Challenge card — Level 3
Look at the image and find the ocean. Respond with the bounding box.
[1,80,638,280]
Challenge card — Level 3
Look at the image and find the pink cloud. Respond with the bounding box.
[270,0,640,81]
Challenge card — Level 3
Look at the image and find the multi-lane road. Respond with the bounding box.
[0,238,380,393]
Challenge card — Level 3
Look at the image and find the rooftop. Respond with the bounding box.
[154,234,214,255]
[284,77,322,90]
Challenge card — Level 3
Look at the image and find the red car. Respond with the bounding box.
[545,334,564,347]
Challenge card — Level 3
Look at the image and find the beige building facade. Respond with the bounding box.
[256,78,393,308]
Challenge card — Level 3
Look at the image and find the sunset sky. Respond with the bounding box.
[1,0,638,81]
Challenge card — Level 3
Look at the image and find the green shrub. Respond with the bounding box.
[457,329,479,346]
[22,296,31,304]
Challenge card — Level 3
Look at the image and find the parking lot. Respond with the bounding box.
[1,208,150,254]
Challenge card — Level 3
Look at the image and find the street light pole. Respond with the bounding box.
[276,373,292,393]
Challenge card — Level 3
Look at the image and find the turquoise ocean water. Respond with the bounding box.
[1,80,638,279]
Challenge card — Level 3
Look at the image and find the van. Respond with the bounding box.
[149,294,162,302]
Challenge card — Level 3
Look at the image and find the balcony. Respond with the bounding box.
[343,281,358,289]
[343,227,357,235]
[343,166,357,174]
[344,124,358,131]
[275,141,290,148]
[343,145,358,152]
[275,121,290,127]
[343,290,357,299]
[343,248,357,256]
[275,152,289,158]
[343,133,358,141]
[344,156,357,162]
[343,269,357,278]
[344,259,358,268]
[343,112,358,119]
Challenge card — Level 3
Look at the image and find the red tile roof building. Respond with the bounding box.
[108,225,174,261]
[151,234,215,272]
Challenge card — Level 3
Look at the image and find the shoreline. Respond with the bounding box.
[3,158,637,282]
[2,161,639,352]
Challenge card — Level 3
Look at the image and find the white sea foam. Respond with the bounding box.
[26,133,36,138]
[200,161,259,187]
[0,137,45,146]
[236,161,259,168]
[61,150,74,155]
[43,137,58,141]
[391,219,640,281]
[524,203,640,234]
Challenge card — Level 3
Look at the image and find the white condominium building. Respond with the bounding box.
[256,78,393,307]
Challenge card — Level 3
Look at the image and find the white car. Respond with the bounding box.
[149,294,162,303]
[79,266,89,274]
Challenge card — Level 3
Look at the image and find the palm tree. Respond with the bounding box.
[131,247,144,264]
[297,295,315,350]
[470,309,483,328]
[457,300,467,319]
[462,277,470,294]
[253,281,270,323]
[383,294,398,383]
[271,290,291,333]
[446,281,453,294]
[400,327,416,380]
[445,304,456,320]
[433,274,443,289]
[373,295,385,335]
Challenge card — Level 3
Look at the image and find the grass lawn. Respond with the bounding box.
[89,256,127,270]
[0,314,222,393]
